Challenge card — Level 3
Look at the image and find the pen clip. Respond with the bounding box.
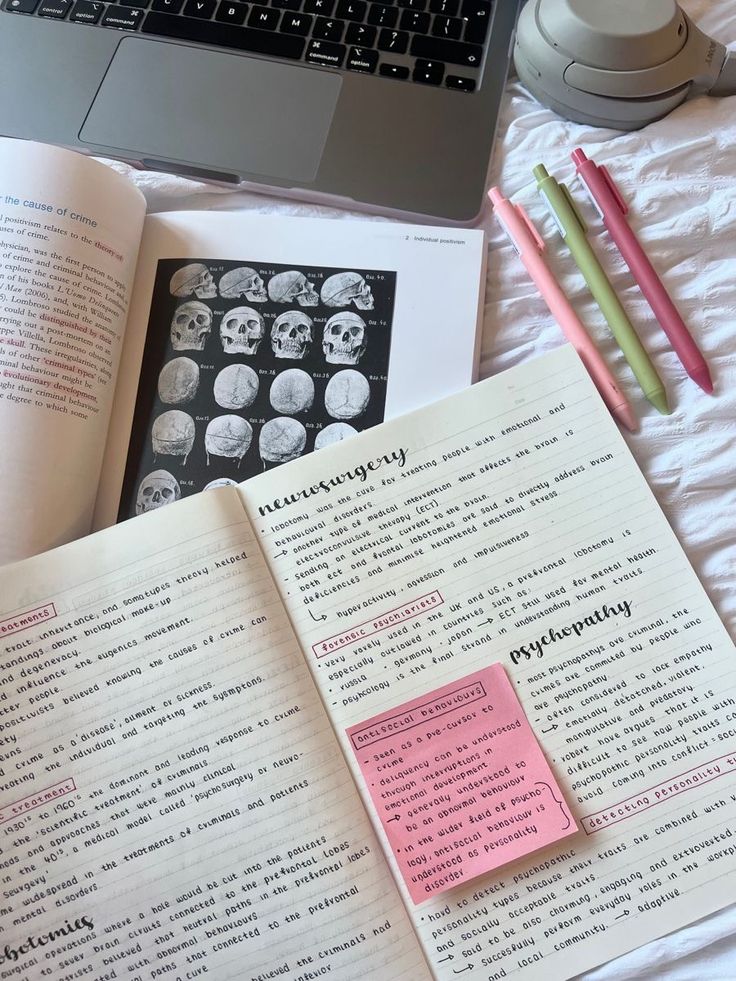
[514,204,545,253]
[560,183,587,233]
[599,165,629,216]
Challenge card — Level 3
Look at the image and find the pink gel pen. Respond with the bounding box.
[572,148,713,395]
[489,186,637,433]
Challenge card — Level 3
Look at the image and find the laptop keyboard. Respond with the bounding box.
[4,0,492,92]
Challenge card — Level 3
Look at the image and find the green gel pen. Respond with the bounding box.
[533,163,669,415]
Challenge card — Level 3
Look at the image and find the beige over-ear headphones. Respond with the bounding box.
[514,0,736,129]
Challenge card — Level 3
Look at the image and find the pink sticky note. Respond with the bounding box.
[347,664,577,904]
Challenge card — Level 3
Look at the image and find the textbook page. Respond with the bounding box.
[93,211,485,528]
[0,490,429,980]
[241,346,736,981]
[0,138,145,565]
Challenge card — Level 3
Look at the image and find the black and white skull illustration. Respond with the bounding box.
[151,411,196,465]
[213,363,259,410]
[169,263,217,299]
[269,369,315,415]
[171,301,212,352]
[204,416,253,467]
[267,271,319,307]
[320,272,374,310]
[136,470,181,515]
[314,422,357,450]
[218,267,267,302]
[271,311,313,360]
[220,306,265,355]
[324,370,370,420]
[158,357,200,405]
[259,417,307,465]
[322,312,367,365]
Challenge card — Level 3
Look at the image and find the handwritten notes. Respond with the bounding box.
[348,664,577,903]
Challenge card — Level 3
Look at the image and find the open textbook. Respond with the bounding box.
[0,138,486,565]
[1,347,736,981]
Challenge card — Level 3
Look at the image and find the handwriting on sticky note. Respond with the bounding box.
[347,664,577,903]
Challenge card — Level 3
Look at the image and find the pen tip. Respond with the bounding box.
[648,390,671,416]
[689,365,714,394]
[616,404,638,433]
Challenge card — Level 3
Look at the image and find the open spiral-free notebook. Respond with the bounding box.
[1,344,736,980]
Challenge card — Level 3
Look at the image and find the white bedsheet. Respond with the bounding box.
[106,1,736,974]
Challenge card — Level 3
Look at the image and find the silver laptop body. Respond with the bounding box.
[0,0,520,221]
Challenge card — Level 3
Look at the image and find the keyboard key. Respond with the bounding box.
[124,0,150,8]
[396,0,425,11]
[379,62,408,78]
[410,33,481,66]
[304,0,333,13]
[377,27,406,52]
[37,0,71,15]
[70,0,103,19]
[183,0,215,15]
[461,0,490,43]
[152,0,183,11]
[305,38,345,66]
[367,2,395,26]
[432,13,461,37]
[182,0,215,13]
[335,0,365,20]
[429,0,457,14]
[102,3,142,24]
[413,57,443,83]
[345,21,375,44]
[141,10,306,57]
[271,0,301,9]
[281,10,310,31]
[399,8,428,31]
[346,45,378,72]
[313,15,343,39]
[215,0,247,21]
[247,3,278,26]
[6,0,40,11]
[446,73,475,91]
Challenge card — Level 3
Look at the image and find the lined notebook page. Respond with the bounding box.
[0,490,428,979]
[242,346,736,981]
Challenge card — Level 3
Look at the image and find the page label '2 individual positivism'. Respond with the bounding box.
[348,665,577,903]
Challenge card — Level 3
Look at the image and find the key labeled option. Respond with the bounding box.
[70,0,103,19]
[346,45,378,72]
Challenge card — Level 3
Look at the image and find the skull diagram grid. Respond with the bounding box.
[120,257,396,521]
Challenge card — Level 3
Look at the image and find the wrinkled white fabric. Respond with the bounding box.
[102,1,736,973]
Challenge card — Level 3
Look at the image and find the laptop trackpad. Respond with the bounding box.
[80,37,341,183]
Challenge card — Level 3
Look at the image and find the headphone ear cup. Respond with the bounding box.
[513,0,692,129]
[513,33,690,129]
